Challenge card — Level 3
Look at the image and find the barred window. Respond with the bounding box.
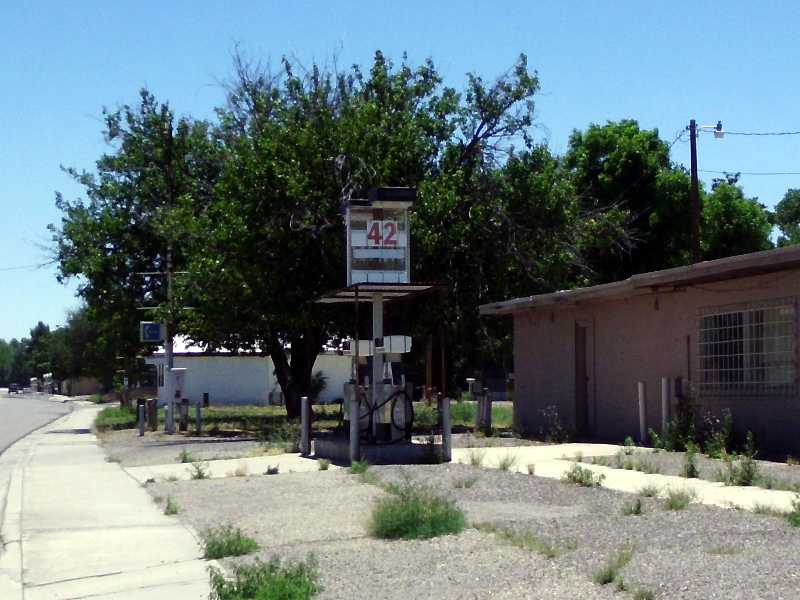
[698,300,796,396]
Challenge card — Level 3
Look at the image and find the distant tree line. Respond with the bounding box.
[50,50,790,416]
[0,306,122,388]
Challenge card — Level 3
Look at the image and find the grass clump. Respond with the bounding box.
[476,523,576,558]
[189,462,210,479]
[467,449,485,467]
[707,544,741,556]
[593,545,634,585]
[637,484,661,498]
[623,436,636,455]
[202,524,260,559]
[164,496,180,515]
[497,452,518,471]
[562,463,605,487]
[621,498,643,516]
[633,590,655,600]
[177,449,195,463]
[663,488,697,511]
[786,495,800,527]
[95,406,137,431]
[350,460,369,475]
[317,459,330,471]
[452,476,478,489]
[368,482,465,540]
[209,557,319,600]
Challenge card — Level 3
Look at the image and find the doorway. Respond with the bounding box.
[574,323,589,437]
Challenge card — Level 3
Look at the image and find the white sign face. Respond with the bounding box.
[347,206,409,285]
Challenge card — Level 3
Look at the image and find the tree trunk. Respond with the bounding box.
[268,327,323,420]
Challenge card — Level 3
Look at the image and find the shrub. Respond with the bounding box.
[648,428,663,450]
[262,421,301,453]
[369,482,465,540]
[177,449,194,463]
[623,436,635,455]
[682,442,699,478]
[189,462,210,480]
[663,488,696,510]
[202,524,260,559]
[350,460,369,475]
[265,465,280,475]
[562,463,604,487]
[317,459,330,471]
[497,452,518,471]
[209,557,319,600]
[717,435,760,487]
[633,459,660,474]
[164,496,180,515]
[788,455,799,466]
[414,404,438,431]
[593,545,634,585]
[621,498,643,516]
[703,409,733,458]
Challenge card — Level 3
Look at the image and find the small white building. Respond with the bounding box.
[145,337,352,406]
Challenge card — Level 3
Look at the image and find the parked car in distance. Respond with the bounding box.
[8,383,20,394]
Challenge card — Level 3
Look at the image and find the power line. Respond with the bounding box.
[699,169,800,176]
[703,129,800,137]
[0,261,54,272]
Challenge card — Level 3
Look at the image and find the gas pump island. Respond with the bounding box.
[315,187,445,464]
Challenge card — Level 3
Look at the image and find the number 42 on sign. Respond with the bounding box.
[366,220,399,247]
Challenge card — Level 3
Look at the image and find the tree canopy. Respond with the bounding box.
[50,50,779,411]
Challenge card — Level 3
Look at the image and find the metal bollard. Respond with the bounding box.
[482,388,493,435]
[179,399,189,432]
[195,402,203,435]
[147,399,157,432]
[441,395,451,462]
[138,403,145,437]
[349,393,360,464]
[300,396,311,456]
[203,392,209,407]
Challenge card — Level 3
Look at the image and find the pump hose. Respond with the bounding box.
[355,386,415,444]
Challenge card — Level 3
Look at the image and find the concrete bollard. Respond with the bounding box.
[195,402,203,435]
[637,381,647,443]
[661,377,670,435]
[179,399,189,432]
[138,403,145,437]
[349,392,360,464]
[441,395,451,462]
[300,396,311,456]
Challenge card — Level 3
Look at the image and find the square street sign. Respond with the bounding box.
[140,322,165,343]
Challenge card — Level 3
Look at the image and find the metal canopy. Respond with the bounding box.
[316,282,441,304]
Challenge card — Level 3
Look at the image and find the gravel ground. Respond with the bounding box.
[99,428,263,466]
[594,448,800,490]
[148,461,800,599]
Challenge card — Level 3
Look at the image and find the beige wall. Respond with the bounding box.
[513,268,800,453]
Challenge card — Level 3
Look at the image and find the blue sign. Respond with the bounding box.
[140,322,164,343]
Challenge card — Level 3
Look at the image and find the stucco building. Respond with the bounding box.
[145,337,352,406]
[481,246,800,453]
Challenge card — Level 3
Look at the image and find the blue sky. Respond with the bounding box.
[2,1,800,340]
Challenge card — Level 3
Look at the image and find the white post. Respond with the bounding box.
[660,377,670,434]
[371,293,384,439]
[637,381,647,443]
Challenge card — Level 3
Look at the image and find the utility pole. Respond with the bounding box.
[688,119,701,264]
[164,245,176,434]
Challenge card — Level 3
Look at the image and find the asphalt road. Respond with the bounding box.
[0,390,72,456]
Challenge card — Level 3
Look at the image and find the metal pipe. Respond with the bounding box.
[300,396,311,456]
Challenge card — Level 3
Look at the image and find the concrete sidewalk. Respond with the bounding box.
[452,443,799,513]
[0,403,211,599]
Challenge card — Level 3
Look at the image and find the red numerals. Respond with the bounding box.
[383,221,397,246]
[366,220,399,247]
[367,221,382,246]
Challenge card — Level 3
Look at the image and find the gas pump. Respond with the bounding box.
[343,335,414,443]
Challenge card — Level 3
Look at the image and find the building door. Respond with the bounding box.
[575,323,589,437]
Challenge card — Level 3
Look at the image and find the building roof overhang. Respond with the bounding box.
[480,245,800,316]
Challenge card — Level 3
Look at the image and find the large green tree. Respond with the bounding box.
[51,90,222,385]
[775,188,800,246]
